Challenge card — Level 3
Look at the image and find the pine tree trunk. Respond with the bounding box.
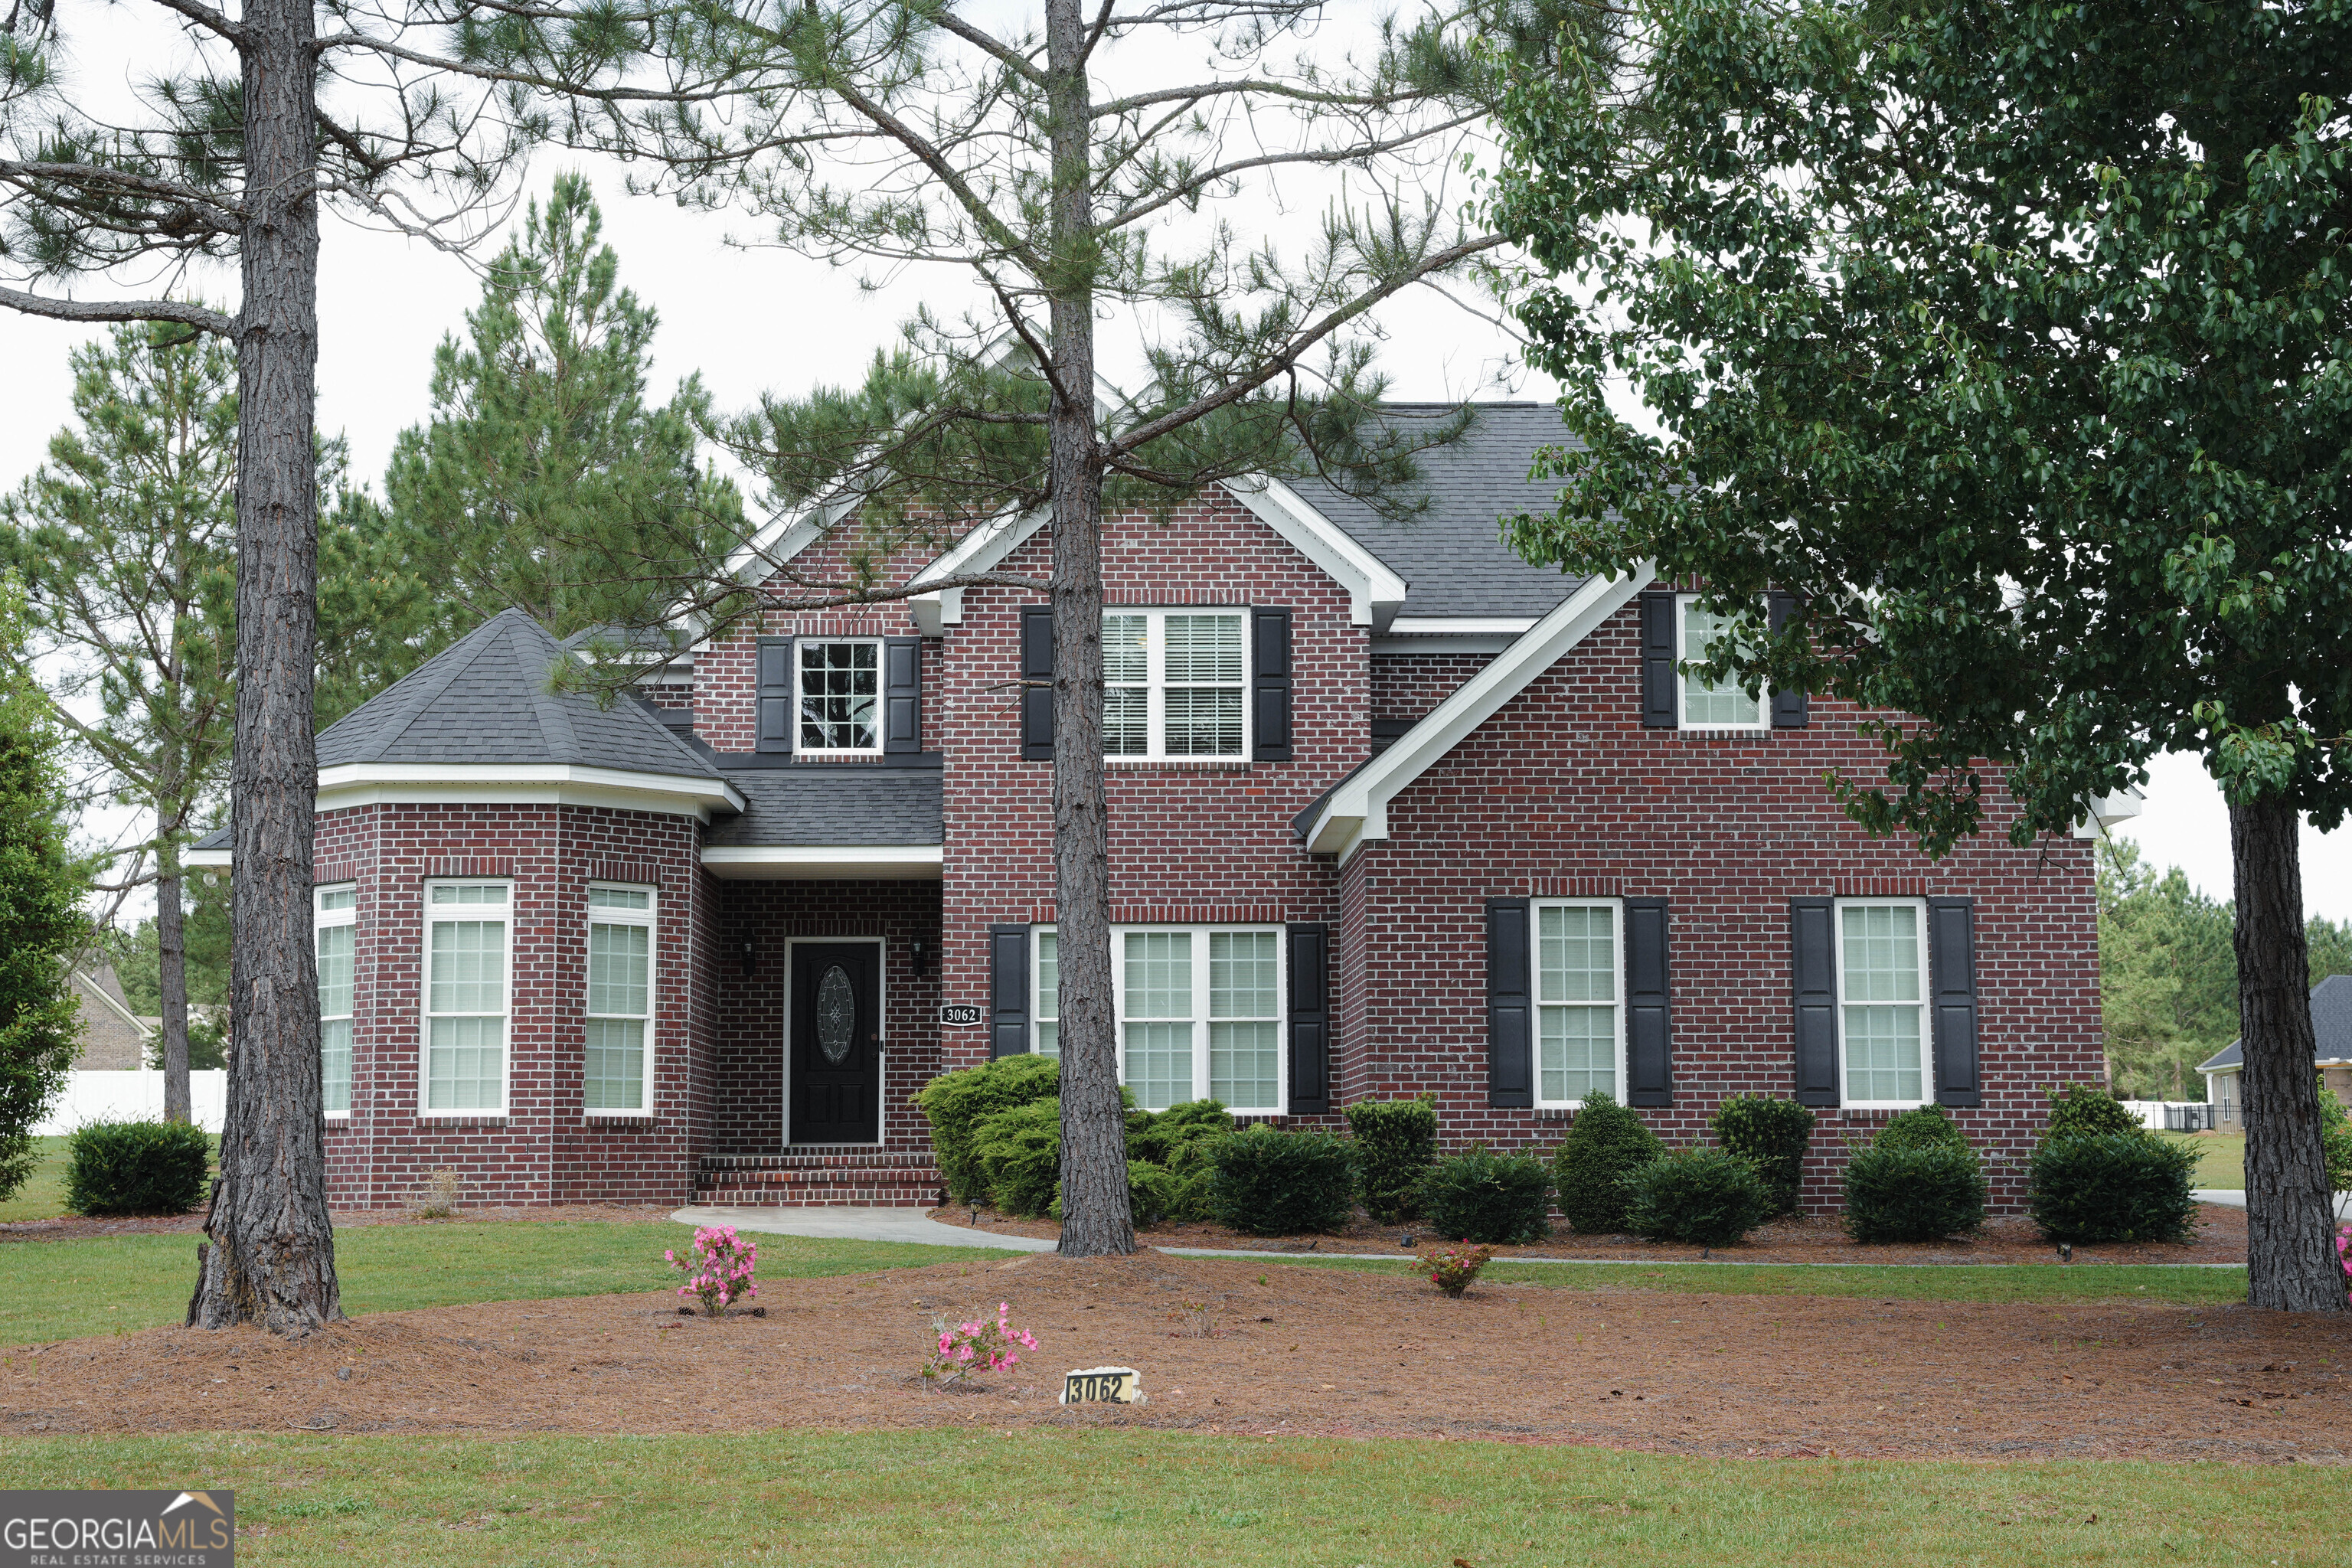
[157,854,191,1123]
[2230,794,2345,1313]
[1045,0,1133,1259]
[188,0,342,1333]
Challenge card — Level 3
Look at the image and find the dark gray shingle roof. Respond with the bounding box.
[2197,972,2352,1071]
[316,608,720,779]
[1283,403,1592,619]
[193,825,230,852]
[704,767,942,848]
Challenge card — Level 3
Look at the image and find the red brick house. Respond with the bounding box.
[190,405,2125,1214]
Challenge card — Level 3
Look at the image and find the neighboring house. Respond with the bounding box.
[188,403,2120,1213]
[2197,973,2352,1125]
[67,965,154,1070]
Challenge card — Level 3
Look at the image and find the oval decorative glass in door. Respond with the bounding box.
[815,965,857,1063]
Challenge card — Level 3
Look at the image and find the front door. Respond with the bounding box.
[789,943,880,1144]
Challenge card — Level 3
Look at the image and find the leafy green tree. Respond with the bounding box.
[1493,0,2352,1309]
[0,573,91,1204]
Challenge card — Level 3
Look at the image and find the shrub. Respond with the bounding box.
[2043,1083,2146,1143]
[1418,1146,1553,1245]
[1125,1099,1233,1168]
[922,1302,1038,1386]
[1621,1148,1777,1247]
[1050,1159,1180,1227]
[664,1224,759,1317]
[2028,1132,2199,1243]
[1423,1240,1494,1297]
[1552,1091,1664,1233]
[1207,1125,1357,1235]
[2320,1084,2352,1191]
[1159,1135,1223,1222]
[972,1098,1062,1218]
[1873,1104,1971,1154]
[62,1119,211,1217]
[915,1055,1060,1205]
[1841,1143,1988,1243]
[1344,1097,1439,1223]
[1710,1096,1815,1217]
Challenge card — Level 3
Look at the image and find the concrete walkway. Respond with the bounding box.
[2191,1187,2352,1219]
[671,1204,1055,1253]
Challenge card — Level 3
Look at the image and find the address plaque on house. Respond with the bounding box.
[1060,1366,1145,1406]
[939,1004,985,1026]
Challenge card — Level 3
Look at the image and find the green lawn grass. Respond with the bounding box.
[1295,1256,2248,1305]
[0,1136,74,1223]
[0,1429,2334,1566]
[0,1223,1004,1344]
[2158,1131,2245,1188]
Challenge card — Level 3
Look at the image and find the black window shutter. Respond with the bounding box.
[1286,922,1330,1114]
[756,637,795,754]
[1019,607,1054,760]
[1487,898,1533,1108]
[989,925,1031,1059]
[1640,592,1678,728]
[883,636,923,754]
[1768,591,1809,730]
[1929,897,1982,1107]
[1790,897,1840,1106]
[1623,897,1673,1106]
[1253,608,1293,761]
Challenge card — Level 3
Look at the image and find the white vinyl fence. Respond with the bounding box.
[34,1070,228,1135]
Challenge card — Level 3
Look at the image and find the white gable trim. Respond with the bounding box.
[1223,476,1407,630]
[1300,564,1655,860]
[724,495,857,585]
[906,505,1052,635]
[74,970,156,1040]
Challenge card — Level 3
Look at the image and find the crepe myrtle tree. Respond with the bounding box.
[1490,0,2352,1308]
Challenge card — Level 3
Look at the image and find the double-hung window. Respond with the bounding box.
[1534,900,1623,1107]
[1102,609,1246,759]
[1031,925,1283,1114]
[423,880,509,1114]
[1034,931,1060,1058]
[316,885,356,1116]
[585,885,655,1114]
[798,639,881,753]
[1836,899,1930,1107]
[1677,595,1767,729]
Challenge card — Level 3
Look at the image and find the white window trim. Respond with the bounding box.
[1530,898,1627,1111]
[796,636,885,755]
[419,879,514,1118]
[583,883,657,1119]
[1675,593,1769,731]
[1832,896,1934,1112]
[1032,923,1286,1116]
[315,884,358,1119]
[1102,608,1251,763]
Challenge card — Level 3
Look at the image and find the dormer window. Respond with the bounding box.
[1677,596,1767,729]
[798,639,881,753]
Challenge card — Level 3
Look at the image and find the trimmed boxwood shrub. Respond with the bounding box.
[2028,1132,2199,1243]
[972,1098,1062,1218]
[1842,1143,1988,1243]
[1553,1091,1664,1234]
[1344,1097,1438,1223]
[2043,1083,2146,1142]
[1417,1146,1552,1245]
[1874,1103,1971,1154]
[916,1054,1059,1204]
[1621,1148,1776,1247]
[1207,1125,1357,1235]
[1710,1096,1815,1217]
[63,1119,211,1217]
[2324,1085,2352,1191]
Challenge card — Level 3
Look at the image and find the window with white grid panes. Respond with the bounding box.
[797,639,881,752]
[316,885,356,1116]
[584,885,654,1114]
[423,880,509,1114]
[1037,926,1284,1113]
[1099,609,1246,760]
[1677,595,1767,728]
[1836,900,1929,1107]
[1534,900,1622,1106]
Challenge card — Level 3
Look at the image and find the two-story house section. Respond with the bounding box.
[189,403,2117,1214]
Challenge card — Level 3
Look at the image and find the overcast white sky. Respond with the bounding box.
[0,56,2343,922]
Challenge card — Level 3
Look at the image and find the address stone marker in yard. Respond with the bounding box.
[1060,1367,1145,1405]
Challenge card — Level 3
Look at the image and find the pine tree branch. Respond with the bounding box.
[0,288,236,338]
[148,0,246,44]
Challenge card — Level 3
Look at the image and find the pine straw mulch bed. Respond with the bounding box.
[4,1250,2344,1463]
[930,1204,2252,1267]
[0,1204,679,1246]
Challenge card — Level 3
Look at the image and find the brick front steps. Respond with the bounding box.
[694,1150,944,1208]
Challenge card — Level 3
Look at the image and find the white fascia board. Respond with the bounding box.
[725,494,854,585]
[1384,616,1540,635]
[1303,564,1656,858]
[701,844,944,880]
[2070,786,2148,840]
[316,763,744,822]
[75,970,155,1037]
[185,846,233,870]
[1223,476,1407,629]
[906,505,1050,634]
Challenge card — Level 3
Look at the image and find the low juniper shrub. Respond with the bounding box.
[1125,1098,1233,1221]
[1050,1159,1180,1227]
[1417,1146,1553,1245]
[1709,1096,1816,1217]
[1841,1142,1988,1243]
[62,1119,211,1217]
[1344,1096,1439,1223]
[1620,1147,1777,1248]
[2042,1083,2147,1143]
[972,1097,1062,1218]
[1207,1125,1357,1235]
[1552,1091,1664,1234]
[2027,1132,2199,1244]
[916,1055,1060,1204]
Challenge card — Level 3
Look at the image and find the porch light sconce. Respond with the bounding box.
[910,938,930,977]
[737,936,756,978]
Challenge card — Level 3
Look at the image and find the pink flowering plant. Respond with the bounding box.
[1423,1240,1495,1298]
[2338,1224,2350,1301]
[665,1225,759,1317]
[922,1301,1039,1386]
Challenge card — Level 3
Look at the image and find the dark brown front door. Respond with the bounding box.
[790,943,880,1144]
